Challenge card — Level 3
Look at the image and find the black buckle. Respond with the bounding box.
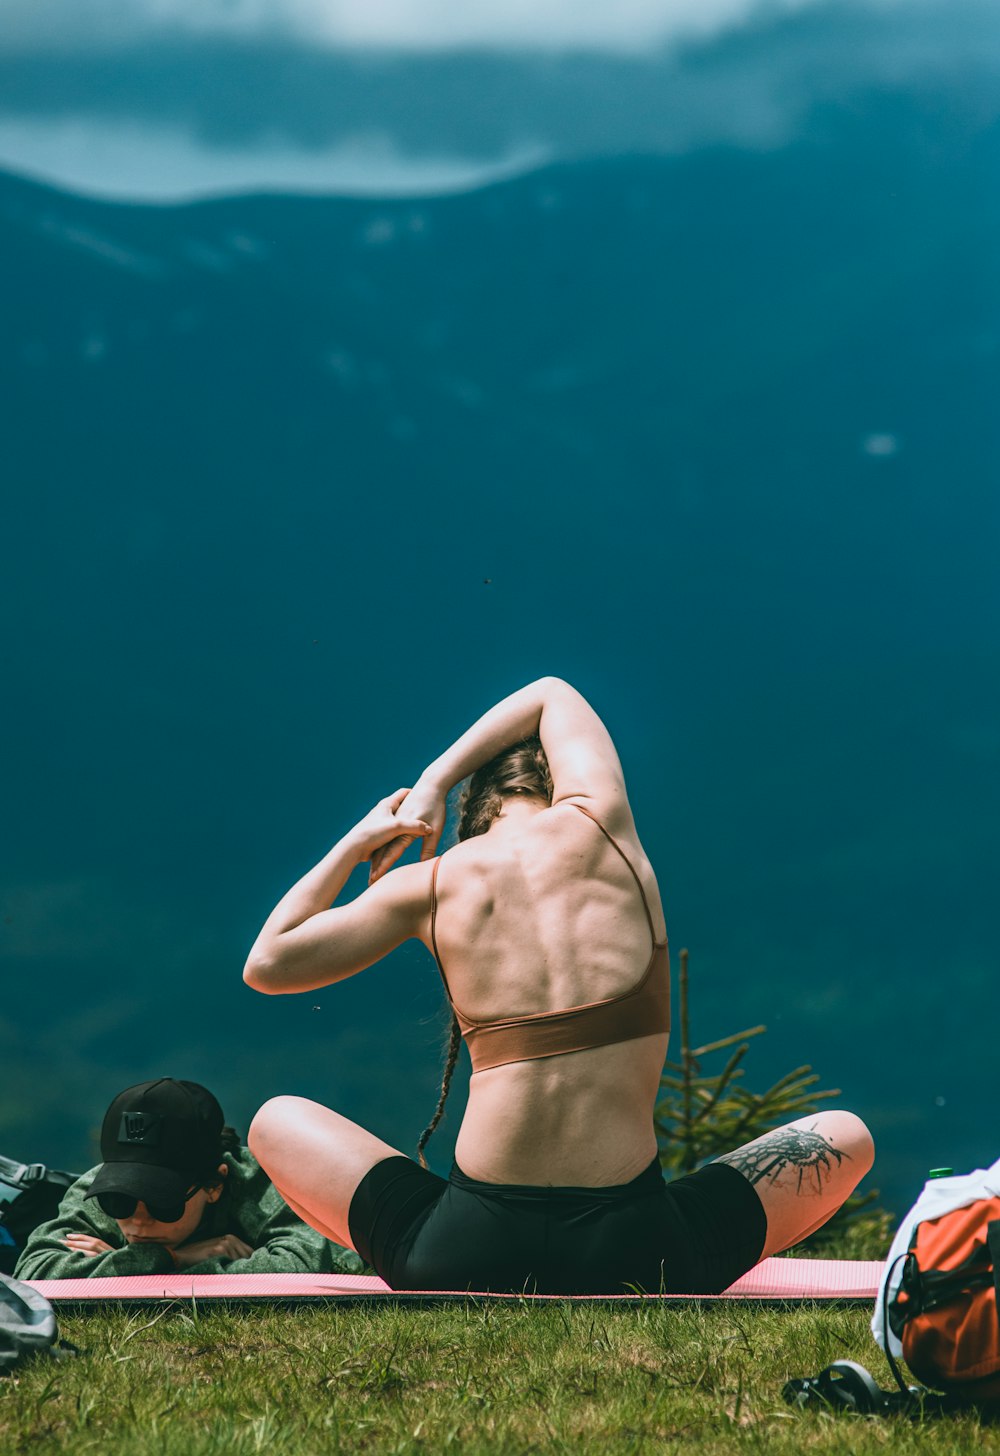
[784,1361,890,1414]
[783,1360,940,1417]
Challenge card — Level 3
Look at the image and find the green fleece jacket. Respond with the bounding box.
[14,1147,364,1279]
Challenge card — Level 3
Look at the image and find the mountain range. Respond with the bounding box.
[1,75,997,1210]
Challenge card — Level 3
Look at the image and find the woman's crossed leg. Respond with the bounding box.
[714,1109,874,1258]
[248,1096,402,1252]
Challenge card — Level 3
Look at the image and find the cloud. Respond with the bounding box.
[0,0,848,55]
[250,0,826,53]
[0,1,995,202]
[0,119,547,203]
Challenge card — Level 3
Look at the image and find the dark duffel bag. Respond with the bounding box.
[0,1154,79,1276]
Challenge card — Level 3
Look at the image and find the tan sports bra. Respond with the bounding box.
[429,802,670,1073]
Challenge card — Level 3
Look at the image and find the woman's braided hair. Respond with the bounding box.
[456,736,553,841]
[416,1015,462,1168]
[416,737,552,1165]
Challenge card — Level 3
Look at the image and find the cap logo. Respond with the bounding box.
[118,1111,162,1146]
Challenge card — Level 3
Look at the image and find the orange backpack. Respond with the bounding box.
[788,1174,1000,1418]
[887,1196,1000,1402]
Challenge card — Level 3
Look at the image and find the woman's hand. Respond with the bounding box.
[171,1233,254,1268]
[367,779,446,884]
[351,788,435,885]
[64,1233,113,1257]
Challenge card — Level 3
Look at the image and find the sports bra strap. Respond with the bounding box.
[568,802,660,944]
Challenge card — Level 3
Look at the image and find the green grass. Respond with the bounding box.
[2,1300,998,1455]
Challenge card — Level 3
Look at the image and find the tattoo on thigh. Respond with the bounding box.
[717,1128,849,1192]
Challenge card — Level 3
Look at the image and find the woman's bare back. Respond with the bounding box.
[428,800,670,1186]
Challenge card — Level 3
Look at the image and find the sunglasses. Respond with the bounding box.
[96,1183,201,1225]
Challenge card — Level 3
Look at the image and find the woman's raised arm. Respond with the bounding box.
[369,678,634,881]
[243,790,434,994]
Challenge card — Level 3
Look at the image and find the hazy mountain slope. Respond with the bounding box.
[1,94,997,1201]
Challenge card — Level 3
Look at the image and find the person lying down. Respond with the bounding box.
[15,1078,363,1279]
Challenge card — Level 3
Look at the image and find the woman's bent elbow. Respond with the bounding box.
[243,954,280,993]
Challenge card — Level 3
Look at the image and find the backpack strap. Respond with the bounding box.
[783,1361,923,1416]
[783,1361,949,1418]
[900,1246,995,1321]
[0,1156,75,1192]
[987,1221,1000,1307]
[881,1250,948,1403]
[0,1156,44,1190]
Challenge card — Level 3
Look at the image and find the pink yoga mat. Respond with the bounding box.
[25,1258,881,1304]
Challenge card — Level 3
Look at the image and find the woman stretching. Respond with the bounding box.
[244,678,873,1294]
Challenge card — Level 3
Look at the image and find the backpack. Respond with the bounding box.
[876,1166,1000,1405]
[0,1154,79,1276]
[787,1160,1000,1417]
[0,1273,75,1375]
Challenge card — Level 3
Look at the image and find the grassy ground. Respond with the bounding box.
[3,1298,999,1455]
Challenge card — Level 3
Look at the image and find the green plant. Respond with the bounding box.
[656,949,893,1257]
[656,948,838,1173]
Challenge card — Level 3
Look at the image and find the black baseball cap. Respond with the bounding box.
[85,1079,225,1210]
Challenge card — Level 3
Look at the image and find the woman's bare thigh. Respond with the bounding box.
[714,1110,875,1259]
[248,1096,405,1251]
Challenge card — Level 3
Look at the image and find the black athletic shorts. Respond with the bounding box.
[348,1156,767,1295]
